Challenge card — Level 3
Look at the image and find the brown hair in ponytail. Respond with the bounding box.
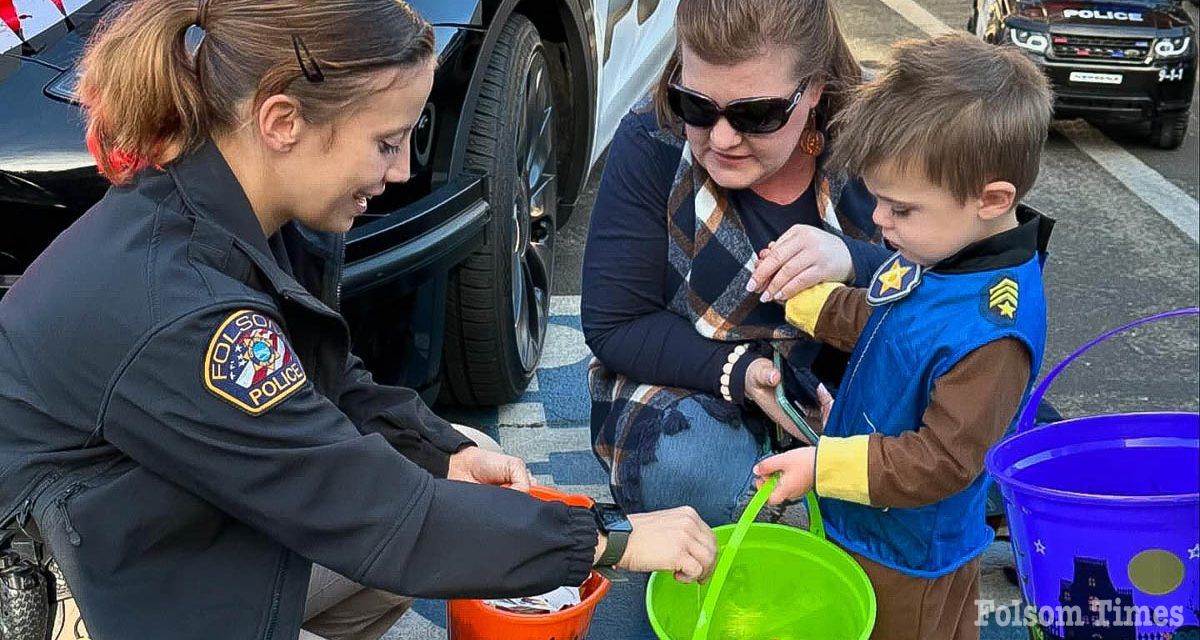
[78,0,434,184]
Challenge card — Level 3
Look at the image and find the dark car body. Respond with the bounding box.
[1,0,678,402]
[970,0,1196,145]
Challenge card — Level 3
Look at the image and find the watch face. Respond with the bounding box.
[594,503,632,533]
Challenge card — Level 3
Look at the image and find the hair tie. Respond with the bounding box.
[183,0,210,62]
[184,24,206,61]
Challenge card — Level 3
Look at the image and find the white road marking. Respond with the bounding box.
[871,0,1200,244]
[550,294,581,316]
[1053,121,1199,242]
[497,402,547,427]
[872,0,954,36]
[498,426,593,462]
[845,37,899,66]
[540,323,592,368]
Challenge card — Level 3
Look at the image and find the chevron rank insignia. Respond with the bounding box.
[985,276,1019,325]
[867,253,923,306]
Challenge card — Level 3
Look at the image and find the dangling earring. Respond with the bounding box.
[798,110,825,157]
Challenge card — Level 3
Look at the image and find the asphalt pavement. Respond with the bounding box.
[556,0,1200,417]
[389,1,1199,638]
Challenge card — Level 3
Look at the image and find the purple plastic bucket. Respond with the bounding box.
[986,308,1200,640]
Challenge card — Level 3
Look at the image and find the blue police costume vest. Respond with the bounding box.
[820,235,1048,578]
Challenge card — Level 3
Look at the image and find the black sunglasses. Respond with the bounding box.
[667,76,808,135]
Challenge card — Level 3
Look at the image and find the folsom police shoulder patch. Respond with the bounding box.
[204,310,307,415]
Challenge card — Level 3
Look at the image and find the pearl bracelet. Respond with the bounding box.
[719,344,750,402]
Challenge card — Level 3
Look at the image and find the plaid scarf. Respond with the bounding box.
[589,113,875,508]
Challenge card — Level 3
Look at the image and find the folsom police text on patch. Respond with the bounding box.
[204,310,307,414]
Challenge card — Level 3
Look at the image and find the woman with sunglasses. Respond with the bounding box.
[583,0,891,534]
[0,1,719,638]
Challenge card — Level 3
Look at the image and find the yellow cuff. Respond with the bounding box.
[784,282,845,335]
[815,435,872,505]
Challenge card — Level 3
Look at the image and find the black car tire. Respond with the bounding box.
[1150,111,1189,150]
[441,13,557,406]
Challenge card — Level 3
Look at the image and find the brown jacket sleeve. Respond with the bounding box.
[782,284,872,352]
[814,337,1032,508]
[812,286,872,352]
[866,338,1032,508]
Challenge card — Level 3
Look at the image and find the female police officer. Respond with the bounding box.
[0,1,716,638]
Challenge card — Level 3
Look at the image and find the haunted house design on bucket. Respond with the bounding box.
[1034,557,1199,640]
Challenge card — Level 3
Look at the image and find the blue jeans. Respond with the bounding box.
[623,396,1062,524]
[629,397,769,527]
[594,397,771,640]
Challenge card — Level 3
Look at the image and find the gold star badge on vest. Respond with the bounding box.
[867,253,923,306]
[985,275,1019,325]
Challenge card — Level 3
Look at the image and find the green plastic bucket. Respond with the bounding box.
[645,497,876,640]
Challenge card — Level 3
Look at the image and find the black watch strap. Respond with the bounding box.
[597,529,629,568]
[591,502,631,568]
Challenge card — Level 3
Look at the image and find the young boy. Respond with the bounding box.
[753,34,1055,640]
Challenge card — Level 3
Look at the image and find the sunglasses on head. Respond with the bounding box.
[667,75,808,135]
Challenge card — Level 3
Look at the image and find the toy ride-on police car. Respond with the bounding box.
[970,0,1197,149]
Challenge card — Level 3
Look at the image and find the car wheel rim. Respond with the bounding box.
[511,50,555,372]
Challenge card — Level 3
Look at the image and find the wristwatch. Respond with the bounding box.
[590,502,632,568]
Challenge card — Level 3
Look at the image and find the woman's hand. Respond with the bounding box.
[753,447,817,506]
[602,506,717,583]
[747,225,854,303]
[814,383,834,427]
[743,357,812,443]
[447,447,536,492]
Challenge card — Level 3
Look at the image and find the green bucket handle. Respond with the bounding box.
[805,490,825,540]
[690,477,827,640]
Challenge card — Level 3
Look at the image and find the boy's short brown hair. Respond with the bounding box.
[830,33,1053,203]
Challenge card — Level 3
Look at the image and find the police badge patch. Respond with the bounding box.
[204,310,307,414]
[867,252,923,306]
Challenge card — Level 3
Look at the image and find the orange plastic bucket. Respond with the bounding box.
[446,486,612,640]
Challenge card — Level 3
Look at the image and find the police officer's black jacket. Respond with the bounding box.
[0,141,597,639]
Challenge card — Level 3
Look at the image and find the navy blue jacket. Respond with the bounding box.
[582,109,889,403]
[0,141,596,639]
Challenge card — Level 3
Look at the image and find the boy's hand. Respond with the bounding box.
[747,225,853,303]
[753,447,817,505]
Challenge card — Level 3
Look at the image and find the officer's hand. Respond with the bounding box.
[612,507,717,583]
[747,225,853,302]
[447,446,536,492]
